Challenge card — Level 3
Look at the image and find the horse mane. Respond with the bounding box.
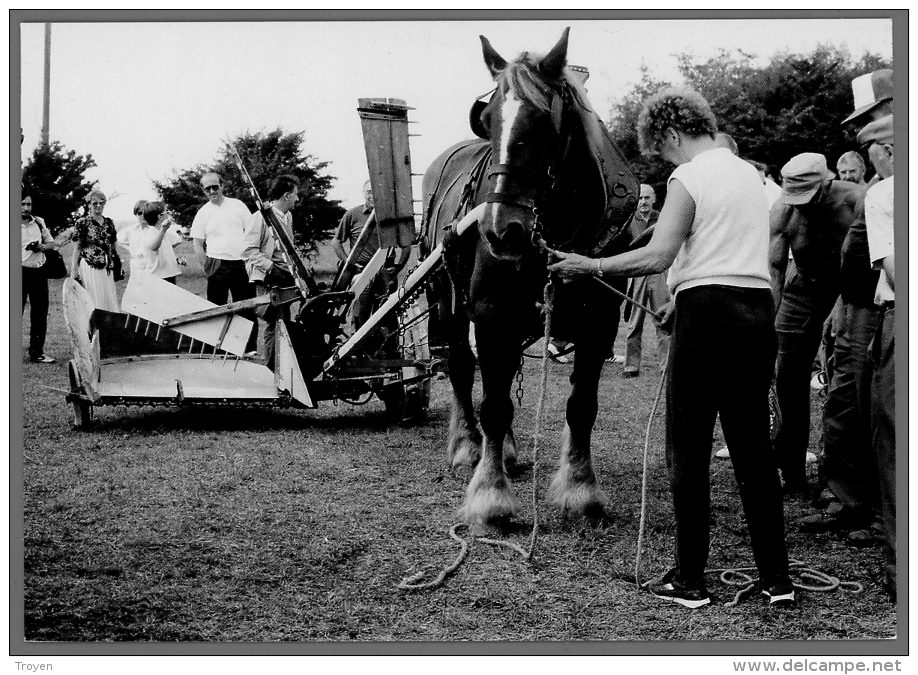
[499,55,597,119]
[499,55,558,112]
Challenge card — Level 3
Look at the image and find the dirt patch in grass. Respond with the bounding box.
[20,275,896,644]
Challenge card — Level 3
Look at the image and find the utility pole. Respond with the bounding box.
[41,23,51,146]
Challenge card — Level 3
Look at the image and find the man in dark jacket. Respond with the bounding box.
[769,153,864,495]
[623,184,669,377]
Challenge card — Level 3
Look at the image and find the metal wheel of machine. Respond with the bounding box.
[68,360,93,430]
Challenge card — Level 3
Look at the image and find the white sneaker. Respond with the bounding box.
[715,446,731,460]
[607,354,625,364]
[806,451,818,464]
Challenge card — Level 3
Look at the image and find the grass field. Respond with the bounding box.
[19,244,897,645]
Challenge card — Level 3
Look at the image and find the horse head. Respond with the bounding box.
[476,28,571,262]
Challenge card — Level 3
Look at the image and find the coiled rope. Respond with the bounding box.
[709,559,864,607]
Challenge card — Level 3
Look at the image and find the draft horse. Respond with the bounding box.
[420,29,639,526]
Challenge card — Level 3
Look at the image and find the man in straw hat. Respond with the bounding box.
[769,153,864,495]
[858,114,896,600]
[802,70,894,544]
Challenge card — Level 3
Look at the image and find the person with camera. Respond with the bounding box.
[123,200,184,284]
[21,193,67,363]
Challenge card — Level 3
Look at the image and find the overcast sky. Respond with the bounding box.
[19,17,892,225]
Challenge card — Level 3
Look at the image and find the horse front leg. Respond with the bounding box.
[458,321,520,525]
[548,339,609,520]
[445,311,482,468]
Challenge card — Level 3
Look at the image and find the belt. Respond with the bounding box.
[882,301,895,311]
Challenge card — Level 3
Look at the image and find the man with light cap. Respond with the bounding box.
[769,152,864,495]
[858,114,896,600]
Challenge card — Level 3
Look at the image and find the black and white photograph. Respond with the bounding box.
[13,9,905,667]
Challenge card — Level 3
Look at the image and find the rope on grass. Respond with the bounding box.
[396,524,470,591]
[633,368,667,589]
[706,559,864,607]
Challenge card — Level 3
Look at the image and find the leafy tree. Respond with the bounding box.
[607,46,893,191]
[154,129,345,255]
[21,141,97,234]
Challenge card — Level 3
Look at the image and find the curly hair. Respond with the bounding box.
[637,86,718,157]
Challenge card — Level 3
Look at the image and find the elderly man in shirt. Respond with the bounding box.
[241,175,300,370]
[859,114,896,600]
[769,153,864,495]
[190,172,256,351]
[623,184,670,377]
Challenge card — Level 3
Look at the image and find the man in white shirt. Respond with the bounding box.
[241,175,300,370]
[190,172,256,350]
[190,172,254,302]
[858,114,895,601]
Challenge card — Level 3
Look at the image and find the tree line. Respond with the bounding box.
[21,45,891,246]
[606,45,892,192]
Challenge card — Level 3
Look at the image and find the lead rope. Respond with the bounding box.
[634,367,667,589]
[397,278,555,590]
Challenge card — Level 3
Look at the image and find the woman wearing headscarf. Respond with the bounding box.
[71,190,120,311]
[548,87,792,609]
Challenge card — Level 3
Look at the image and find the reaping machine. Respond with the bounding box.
[63,98,457,428]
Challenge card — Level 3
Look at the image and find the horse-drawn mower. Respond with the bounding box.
[63,98,451,429]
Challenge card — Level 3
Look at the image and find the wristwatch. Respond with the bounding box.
[595,258,604,278]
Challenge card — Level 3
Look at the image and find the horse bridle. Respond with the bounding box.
[483,82,571,242]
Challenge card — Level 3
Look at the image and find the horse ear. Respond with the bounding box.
[480,35,507,80]
[540,27,570,79]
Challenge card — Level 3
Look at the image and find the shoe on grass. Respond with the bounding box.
[29,354,56,364]
[606,354,625,364]
[622,369,639,378]
[644,569,711,609]
[762,581,796,606]
[799,511,867,533]
[714,446,731,460]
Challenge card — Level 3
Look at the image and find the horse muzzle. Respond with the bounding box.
[481,202,533,261]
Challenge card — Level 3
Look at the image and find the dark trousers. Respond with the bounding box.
[205,257,257,352]
[820,302,881,520]
[870,307,895,594]
[773,272,839,487]
[22,266,50,359]
[666,285,789,587]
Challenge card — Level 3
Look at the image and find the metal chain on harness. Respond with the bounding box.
[515,355,525,409]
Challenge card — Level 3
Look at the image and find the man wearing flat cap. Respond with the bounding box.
[859,114,896,601]
[769,152,865,495]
